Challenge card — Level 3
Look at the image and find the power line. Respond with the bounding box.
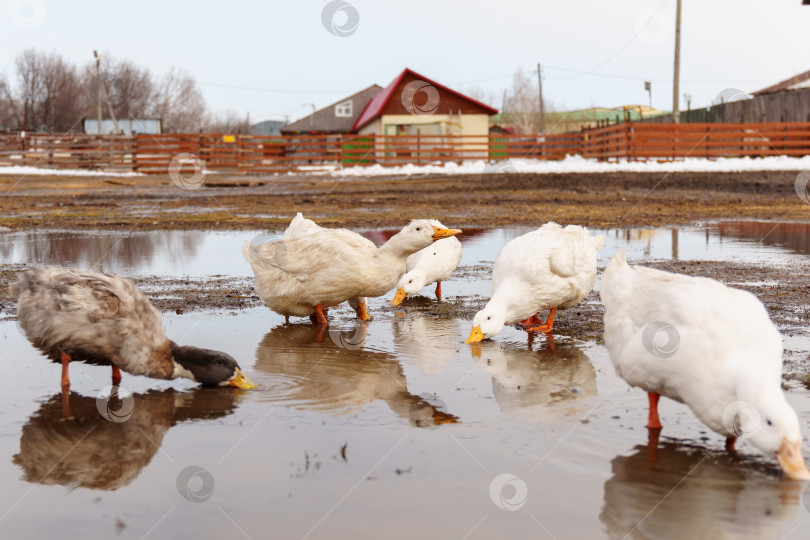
[199,81,353,94]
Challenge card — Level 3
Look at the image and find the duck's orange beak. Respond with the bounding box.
[432,226,462,241]
[776,437,810,481]
[465,325,484,344]
[228,368,258,390]
[391,288,407,306]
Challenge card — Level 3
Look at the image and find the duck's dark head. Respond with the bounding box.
[170,342,257,389]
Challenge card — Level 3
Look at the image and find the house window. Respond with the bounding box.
[335,101,353,117]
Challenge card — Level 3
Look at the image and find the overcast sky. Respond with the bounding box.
[2,0,809,124]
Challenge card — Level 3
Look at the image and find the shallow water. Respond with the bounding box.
[1,222,810,539]
[1,220,808,278]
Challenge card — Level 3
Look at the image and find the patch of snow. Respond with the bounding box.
[0,166,143,177]
[332,155,810,177]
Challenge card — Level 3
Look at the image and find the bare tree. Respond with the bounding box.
[465,86,499,109]
[0,73,17,130]
[151,67,206,133]
[82,55,155,121]
[203,109,250,133]
[15,48,45,131]
[504,68,540,134]
[40,52,85,132]
[8,49,211,134]
[12,49,86,132]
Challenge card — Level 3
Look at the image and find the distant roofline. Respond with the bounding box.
[352,68,498,131]
[282,84,383,129]
[753,69,810,95]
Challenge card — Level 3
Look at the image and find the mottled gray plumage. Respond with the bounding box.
[12,266,173,377]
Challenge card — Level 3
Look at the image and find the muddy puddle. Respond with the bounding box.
[1,221,810,538]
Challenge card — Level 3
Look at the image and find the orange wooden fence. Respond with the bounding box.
[1,122,809,175]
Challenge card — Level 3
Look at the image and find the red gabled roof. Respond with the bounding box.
[352,68,498,131]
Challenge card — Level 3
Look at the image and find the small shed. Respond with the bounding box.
[83,118,162,135]
[249,120,284,136]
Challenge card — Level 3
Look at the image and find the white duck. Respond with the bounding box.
[601,248,810,480]
[390,219,462,304]
[243,215,461,323]
[466,222,604,342]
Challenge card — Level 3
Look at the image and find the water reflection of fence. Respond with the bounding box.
[1,122,809,174]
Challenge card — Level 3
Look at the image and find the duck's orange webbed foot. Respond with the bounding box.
[519,313,543,327]
[525,308,557,334]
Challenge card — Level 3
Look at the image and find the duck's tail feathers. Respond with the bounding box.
[242,241,260,267]
[600,248,632,309]
[9,266,47,300]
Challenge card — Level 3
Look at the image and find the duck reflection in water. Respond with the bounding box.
[254,323,458,428]
[13,388,241,491]
[470,338,596,423]
[600,440,802,540]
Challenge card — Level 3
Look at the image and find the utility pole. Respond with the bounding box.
[644,81,652,108]
[537,63,545,134]
[672,0,682,123]
[93,50,103,134]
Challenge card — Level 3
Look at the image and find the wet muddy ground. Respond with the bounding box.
[0,169,807,230]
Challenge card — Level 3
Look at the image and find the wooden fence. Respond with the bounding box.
[1,122,809,175]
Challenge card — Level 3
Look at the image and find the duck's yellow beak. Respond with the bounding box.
[432,226,462,241]
[391,288,407,306]
[228,368,258,390]
[776,437,810,481]
[465,325,484,344]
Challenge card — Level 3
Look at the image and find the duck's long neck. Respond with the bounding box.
[378,236,421,277]
[379,234,420,261]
